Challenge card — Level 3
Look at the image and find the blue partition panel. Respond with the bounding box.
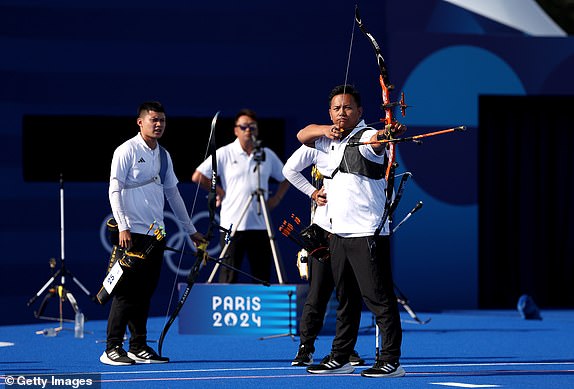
[178,284,300,336]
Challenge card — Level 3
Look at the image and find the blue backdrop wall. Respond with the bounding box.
[2,0,574,325]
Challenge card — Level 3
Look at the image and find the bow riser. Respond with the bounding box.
[158,111,220,356]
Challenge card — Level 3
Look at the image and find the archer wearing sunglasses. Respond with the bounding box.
[192,108,290,284]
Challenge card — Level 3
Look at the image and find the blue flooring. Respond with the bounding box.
[1,310,573,388]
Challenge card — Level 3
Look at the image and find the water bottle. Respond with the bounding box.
[42,328,57,337]
[74,311,85,339]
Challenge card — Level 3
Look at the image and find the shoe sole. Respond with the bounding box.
[291,361,313,366]
[307,364,355,374]
[291,356,313,366]
[99,352,135,366]
[127,352,169,364]
[361,366,406,378]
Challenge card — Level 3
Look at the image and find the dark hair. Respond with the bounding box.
[138,101,165,117]
[234,108,257,123]
[328,84,362,107]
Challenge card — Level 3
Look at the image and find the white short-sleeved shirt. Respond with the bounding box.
[282,145,332,232]
[196,138,286,231]
[315,120,390,237]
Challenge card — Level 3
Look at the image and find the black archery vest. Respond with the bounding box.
[334,128,388,179]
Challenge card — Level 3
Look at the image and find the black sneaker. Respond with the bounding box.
[361,360,405,378]
[291,344,313,366]
[307,354,354,374]
[349,350,365,366]
[100,346,135,366]
[127,345,169,364]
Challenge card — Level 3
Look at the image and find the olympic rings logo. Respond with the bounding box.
[99,211,222,276]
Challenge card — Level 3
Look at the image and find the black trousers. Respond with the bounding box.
[105,233,165,351]
[218,230,273,283]
[298,255,335,352]
[329,234,402,363]
[298,227,363,353]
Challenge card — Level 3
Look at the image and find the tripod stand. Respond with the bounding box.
[27,174,94,326]
[207,140,286,284]
[259,289,296,341]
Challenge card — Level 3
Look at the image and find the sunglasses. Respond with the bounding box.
[236,124,258,131]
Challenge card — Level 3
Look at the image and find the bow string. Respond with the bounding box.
[158,111,220,356]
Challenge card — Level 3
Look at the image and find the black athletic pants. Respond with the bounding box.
[329,234,402,363]
[298,255,335,352]
[218,230,273,283]
[105,233,165,351]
